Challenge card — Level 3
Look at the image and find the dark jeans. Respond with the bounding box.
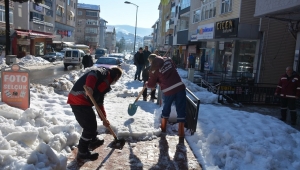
[280,98,297,123]
[161,89,186,122]
[135,64,143,80]
[143,81,156,98]
[71,105,98,152]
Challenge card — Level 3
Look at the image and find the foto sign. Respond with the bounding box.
[1,64,30,110]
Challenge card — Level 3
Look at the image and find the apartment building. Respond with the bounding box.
[52,0,77,50]
[151,20,159,50]
[75,3,100,50]
[254,0,300,84]
[105,25,116,53]
[0,0,14,48]
[99,18,108,48]
[143,36,153,51]
[13,0,55,57]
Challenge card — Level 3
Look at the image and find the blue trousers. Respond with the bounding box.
[135,64,143,79]
[161,89,186,122]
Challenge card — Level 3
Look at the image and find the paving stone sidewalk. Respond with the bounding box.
[67,134,202,170]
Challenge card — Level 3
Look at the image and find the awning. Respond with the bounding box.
[52,41,62,44]
[69,11,74,17]
[29,32,56,38]
[16,30,29,36]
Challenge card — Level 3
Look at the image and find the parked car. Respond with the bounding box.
[108,53,126,63]
[95,48,108,59]
[42,52,64,62]
[93,57,122,69]
[63,49,85,69]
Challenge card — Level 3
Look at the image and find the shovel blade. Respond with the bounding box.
[128,103,138,116]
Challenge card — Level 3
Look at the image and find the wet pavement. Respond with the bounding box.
[67,134,202,170]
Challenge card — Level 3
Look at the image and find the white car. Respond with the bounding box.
[63,49,85,69]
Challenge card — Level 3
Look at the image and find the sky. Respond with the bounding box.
[78,0,161,28]
[0,55,300,169]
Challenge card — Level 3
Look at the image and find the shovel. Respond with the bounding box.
[128,86,146,116]
[83,85,125,149]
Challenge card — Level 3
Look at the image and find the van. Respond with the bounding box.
[63,49,85,69]
[95,48,107,59]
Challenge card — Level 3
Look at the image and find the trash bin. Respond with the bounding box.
[5,55,17,65]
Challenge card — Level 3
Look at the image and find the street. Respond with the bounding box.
[0,62,81,91]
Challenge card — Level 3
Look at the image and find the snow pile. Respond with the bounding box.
[17,55,51,67]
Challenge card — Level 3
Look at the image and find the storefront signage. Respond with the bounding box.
[197,23,214,40]
[1,64,30,110]
[190,34,197,42]
[57,30,72,37]
[215,18,239,38]
[17,39,30,45]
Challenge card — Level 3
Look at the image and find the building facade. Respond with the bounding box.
[75,3,100,51]
[52,0,77,51]
[254,0,300,84]
[0,0,14,50]
[143,35,153,51]
[99,18,107,48]
[105,25,116,53]
[13,0,55,57]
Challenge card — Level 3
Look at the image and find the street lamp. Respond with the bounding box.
[124,1,138,53]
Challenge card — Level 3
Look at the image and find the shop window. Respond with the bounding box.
[236,41,256,75]
[35,42,44,56]
[221,0,232,14]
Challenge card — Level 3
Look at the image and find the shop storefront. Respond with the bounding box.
[12,29,54,57]
[214,18,259,80]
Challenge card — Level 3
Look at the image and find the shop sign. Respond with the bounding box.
[1,64,30,110]
[17,39,30,45]
[188,45,196,54]
[197,23,214,40]
[190,34,197,41]
[215,18,239,38]
[204,62,210,71]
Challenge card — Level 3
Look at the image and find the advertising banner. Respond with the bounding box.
[197,23,214,40]
[1,64,30,110]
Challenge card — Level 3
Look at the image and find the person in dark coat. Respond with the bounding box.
[67,67,122,160]
[82,49,94,69]
[275,66,300,125]
[146,54,186,138]
[188,54,195,68]
[142,65,156,101]
[133,47,145,81]
[143,46,151,68]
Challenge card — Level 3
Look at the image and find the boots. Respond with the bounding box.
[77,150,99,161]
[161,118,167,132]
[88,136,104,150]
[178,122,185,137]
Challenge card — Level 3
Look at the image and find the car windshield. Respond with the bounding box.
[96,58,117,65]
[48,53,56,55]
[96,49,105,54]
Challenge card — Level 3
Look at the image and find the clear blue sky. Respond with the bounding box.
[78,0,160,28]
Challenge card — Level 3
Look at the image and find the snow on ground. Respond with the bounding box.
[0,56,299,169]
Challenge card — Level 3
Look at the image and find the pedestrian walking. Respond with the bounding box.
[133,47,144,81]
[67,67,122,160]
[143,46,151,68]
[188,54,195,68]
[145,54,186,137]
[275,66,300,125]
[82,49,94,69]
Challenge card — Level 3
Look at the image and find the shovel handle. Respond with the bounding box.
[83,85,118,140]
[134,86,146,103]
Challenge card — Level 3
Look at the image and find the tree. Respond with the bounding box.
[116,37,126,53]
